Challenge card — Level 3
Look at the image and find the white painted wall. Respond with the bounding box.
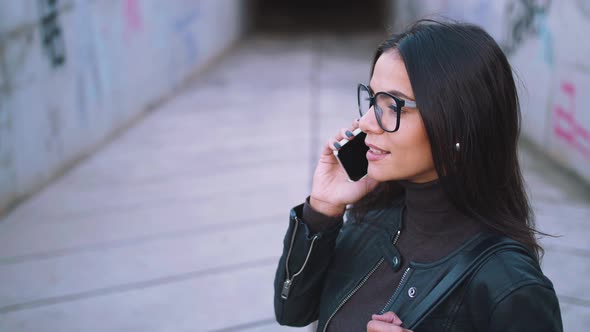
[391,0,590,183]
[0,0,249,211]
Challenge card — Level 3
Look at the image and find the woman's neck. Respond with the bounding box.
[399,179,472,235]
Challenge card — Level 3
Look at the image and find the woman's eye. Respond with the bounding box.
[388,104,401,113]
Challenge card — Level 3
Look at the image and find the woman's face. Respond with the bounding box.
[359,50,438,183]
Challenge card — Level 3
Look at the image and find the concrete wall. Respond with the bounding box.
[0,0,249,211]
[391,0,590,184]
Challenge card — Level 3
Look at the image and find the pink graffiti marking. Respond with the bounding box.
[124,0,142,38]
[553,81,590,159]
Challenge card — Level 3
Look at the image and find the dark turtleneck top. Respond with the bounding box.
[302,180,486,332]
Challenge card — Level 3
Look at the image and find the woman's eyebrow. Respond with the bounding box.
[368,85,414,101]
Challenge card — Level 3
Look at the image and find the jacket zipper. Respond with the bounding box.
[322,257,384,332]
[392,228,401,244]
[379,266,412,314]
[281,215,319,299]
[322,223,402,332]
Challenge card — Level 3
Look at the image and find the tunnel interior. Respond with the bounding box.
[251,0,390,33]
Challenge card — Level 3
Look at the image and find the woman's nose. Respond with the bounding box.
[359,106,383,134]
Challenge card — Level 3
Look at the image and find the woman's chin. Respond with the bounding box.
[367,164,395,182]
[368,164,413,183]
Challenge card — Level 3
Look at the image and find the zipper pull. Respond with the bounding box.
[281,279,292,299]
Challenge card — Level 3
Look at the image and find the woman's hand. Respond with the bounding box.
[310,119,379,217]
[367,312,413,332]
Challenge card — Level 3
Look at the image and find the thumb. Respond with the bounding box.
[371,311,403,325]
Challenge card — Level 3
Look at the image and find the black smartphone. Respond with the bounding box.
[333,128,369,182]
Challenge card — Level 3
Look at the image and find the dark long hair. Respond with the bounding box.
[351,19,544,259]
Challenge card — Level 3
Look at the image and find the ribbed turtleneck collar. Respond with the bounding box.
[399,179,474,236]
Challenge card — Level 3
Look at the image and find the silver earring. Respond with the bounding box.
[455,143,460,151]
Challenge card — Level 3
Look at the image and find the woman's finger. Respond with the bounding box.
[325,125,364,157]
[340,128,355,141]
[320,139,337,157]
[371,312,403,325]
[366,319,409,332]
[330,127,355,151]
[333,127,350,143]
[329,137,341,151]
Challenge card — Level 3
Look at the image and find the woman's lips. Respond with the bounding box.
[366,144,390,161]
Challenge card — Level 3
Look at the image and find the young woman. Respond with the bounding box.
[273,20,563,332]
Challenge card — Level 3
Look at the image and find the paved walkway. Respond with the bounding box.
[0,33,589,332]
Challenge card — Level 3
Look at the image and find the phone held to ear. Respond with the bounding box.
[333,128,369,182]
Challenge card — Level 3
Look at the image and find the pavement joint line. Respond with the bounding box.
[0,256,279,314]
[207,318,278,332]
[0,214,283,265]
[558,294,590,308]
[59,156,304,192]
[1,182,290,225]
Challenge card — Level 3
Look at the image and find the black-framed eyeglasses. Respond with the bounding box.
[357,83,417,132]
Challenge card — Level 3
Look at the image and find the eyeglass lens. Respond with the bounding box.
[358,85,399,131]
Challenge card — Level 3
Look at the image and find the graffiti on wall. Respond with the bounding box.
[124,0,143,40]
[39,0,66,67]
[502,0,552,58]
[553,81,590,159]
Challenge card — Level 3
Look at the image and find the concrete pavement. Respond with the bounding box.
[1,32,589,331]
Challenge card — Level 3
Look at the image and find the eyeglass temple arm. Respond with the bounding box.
[404,100,417,108]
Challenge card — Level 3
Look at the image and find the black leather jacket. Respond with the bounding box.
[274,202,563,331]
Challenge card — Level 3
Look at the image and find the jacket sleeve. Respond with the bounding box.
[488,283,563,332]
[273,202,343,327]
